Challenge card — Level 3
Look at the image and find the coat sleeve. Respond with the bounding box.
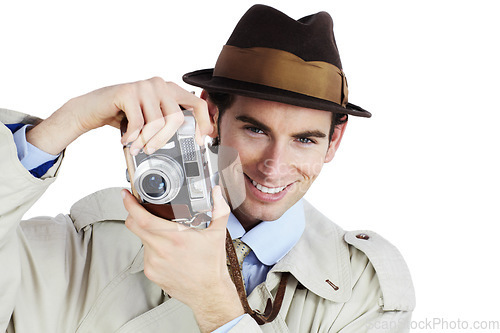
[338,230,416,333]
[0,110,63,331]
[227,315,262,332]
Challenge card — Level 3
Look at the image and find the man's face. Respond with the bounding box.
[211,95,346,230]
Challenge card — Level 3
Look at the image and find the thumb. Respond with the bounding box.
[209,185,230,230]
[121,188,145,217]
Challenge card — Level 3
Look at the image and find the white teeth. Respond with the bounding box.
[251,180,286,194]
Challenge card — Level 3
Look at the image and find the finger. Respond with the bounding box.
[124,215,148,241]
[122,189,152,238]
[122,188,143,213]
[143,100,184,154]
[120,101,145,146]
[118,79,161,146]
[128,105,165,155]
[166,82,212,145]
[208,185,230,231]
[124,78,167,153]
[122,190,172,240]
[122,189,187,234]
[191,99,211,146]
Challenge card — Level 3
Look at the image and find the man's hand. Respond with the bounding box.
[122,185,245,333]
[26,77,213,155]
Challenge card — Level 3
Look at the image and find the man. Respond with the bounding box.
[0,5,415,333]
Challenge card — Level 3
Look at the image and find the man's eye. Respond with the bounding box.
[247,127,264,134]
[297,137,315,144]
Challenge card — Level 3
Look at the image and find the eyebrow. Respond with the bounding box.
[292,130,327,139]
[235,115,327,139]
[236,115,271,132]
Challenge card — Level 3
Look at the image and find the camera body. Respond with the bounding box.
[123,111,213,229]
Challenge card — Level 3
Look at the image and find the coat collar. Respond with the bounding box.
[268,200,352,303]
[70,188,353,302]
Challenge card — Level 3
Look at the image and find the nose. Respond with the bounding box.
[256,141,293,181]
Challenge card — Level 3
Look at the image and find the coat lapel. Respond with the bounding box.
[266,200,352,303]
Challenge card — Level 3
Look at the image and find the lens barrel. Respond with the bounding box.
[134,155,184,204]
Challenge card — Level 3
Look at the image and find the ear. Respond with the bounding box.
[324,120,347,163]
[200,90,219,139]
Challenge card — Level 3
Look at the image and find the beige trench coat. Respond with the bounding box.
[0,108,415,332]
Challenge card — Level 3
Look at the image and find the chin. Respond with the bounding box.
[242,198,293,222]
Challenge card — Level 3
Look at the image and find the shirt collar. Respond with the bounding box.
[226,200,305,266]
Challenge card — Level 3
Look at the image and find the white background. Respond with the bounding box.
[1,0,499,331]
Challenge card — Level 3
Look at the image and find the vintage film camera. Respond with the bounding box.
[122,110,214,229]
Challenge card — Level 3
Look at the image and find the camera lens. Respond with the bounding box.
[134,155,184,204]
[142,174,167,198]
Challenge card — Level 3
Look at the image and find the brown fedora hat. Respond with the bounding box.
[183,5,371,117]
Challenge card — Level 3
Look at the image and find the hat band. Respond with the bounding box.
[213,45,348,107]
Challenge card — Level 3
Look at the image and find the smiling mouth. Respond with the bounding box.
[245,174,290,194]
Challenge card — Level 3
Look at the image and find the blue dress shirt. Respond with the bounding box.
[213,202,305,332]
[8,124,59,177]
[226,201,305,295]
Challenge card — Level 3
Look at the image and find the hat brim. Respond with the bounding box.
[183,69,371,118]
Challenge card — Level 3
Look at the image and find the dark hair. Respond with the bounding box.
[208,92,347,145]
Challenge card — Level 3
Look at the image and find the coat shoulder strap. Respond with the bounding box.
[344,230,416,312]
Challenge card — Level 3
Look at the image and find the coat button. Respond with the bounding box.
[356,233,370,240]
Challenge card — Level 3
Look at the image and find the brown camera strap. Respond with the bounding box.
[225,230,288,325]
[139,204,288,323]
[142,203,192,220]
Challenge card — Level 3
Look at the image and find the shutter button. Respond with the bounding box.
[356,233,370,240]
